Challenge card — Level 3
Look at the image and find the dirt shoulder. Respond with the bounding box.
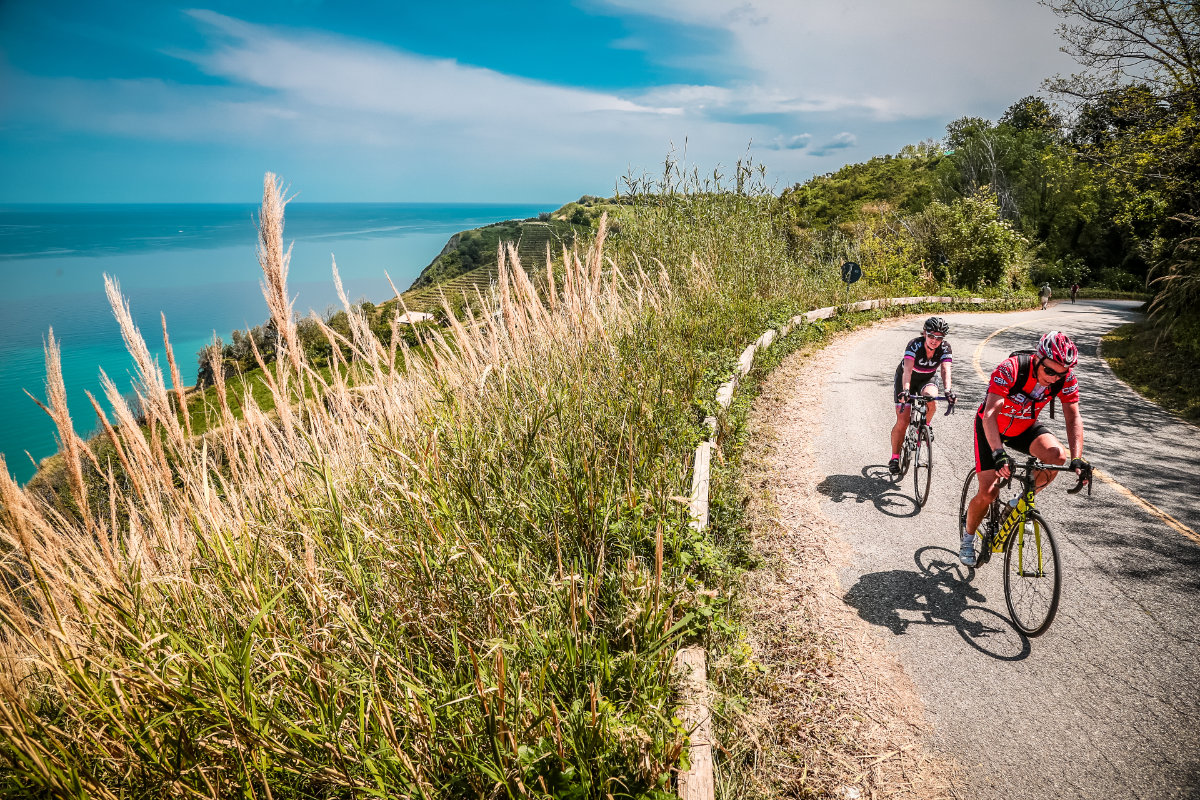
[731,325,962,799]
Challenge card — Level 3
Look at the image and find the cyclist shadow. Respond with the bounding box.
[842,546,1033,661]
[817,465,920,518]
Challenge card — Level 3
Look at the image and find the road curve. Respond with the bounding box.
[812,300,1200,800]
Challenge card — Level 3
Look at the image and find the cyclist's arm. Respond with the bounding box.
[1062,399,1084,460]
[899,358,915,395]
[980,393,1006,453]
[940,361,952,394]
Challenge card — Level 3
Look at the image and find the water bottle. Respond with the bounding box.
[1008,497,1034,536]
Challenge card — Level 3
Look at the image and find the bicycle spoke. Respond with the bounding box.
[914,425,932,508]
[1003,513,1061,636]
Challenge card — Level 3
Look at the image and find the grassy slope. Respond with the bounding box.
[4,174,1038,799]
[406,218,583,293]
[1102,320,1200,422]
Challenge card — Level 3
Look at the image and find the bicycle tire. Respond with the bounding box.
[897,436,912,479]
[913,425,933,508]
[956,469,976,544]
[1003,510,1061,637]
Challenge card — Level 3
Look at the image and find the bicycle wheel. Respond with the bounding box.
[956,469,977,544]
[897,436,912,479]
[1003,510,1061,637]
[913,425,933,507]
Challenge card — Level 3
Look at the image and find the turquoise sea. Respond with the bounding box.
[0,202,550,484]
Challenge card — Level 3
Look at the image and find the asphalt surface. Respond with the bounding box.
[812,300,1200,800]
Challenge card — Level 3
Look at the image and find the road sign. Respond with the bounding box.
[841,261,862,284]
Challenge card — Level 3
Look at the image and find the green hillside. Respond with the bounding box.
[407,218,583,291]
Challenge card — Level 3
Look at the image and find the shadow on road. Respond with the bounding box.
[817,466,921,518]
[842,546,1032,661]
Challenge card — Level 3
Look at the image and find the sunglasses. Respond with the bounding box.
[1039,361,1068,379]
[925,333,945,340]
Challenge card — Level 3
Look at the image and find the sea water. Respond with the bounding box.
[0,202,549,484]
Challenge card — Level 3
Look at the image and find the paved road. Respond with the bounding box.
[812,300,1200,799]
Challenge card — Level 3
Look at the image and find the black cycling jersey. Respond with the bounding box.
[901,336,952,374]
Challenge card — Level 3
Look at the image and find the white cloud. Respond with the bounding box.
[763,133,812,150]
[594,0,1076,120]
[809,131,857,156]
[0,13,794,199]
[0,3,1082,200]
[182,11,681,121]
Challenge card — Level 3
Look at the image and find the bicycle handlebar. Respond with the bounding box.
[999,457,1093,496]
[900,394,958,416]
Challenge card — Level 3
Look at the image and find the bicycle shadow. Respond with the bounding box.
[842,546,1032,661]
[817,465,920,518]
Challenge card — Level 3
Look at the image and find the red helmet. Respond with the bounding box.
[1036,330,1078,369]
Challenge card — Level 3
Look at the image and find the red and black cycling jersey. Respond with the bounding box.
[901,336,952,374]
[980,354,1079,438]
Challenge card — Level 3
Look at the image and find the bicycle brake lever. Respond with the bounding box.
[1066,474,1092,496]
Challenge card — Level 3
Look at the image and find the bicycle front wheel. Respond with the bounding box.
[913,425,933,508]
[957,469,976,545]
[1003,511,1061,637]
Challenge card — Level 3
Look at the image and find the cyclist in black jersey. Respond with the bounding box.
[889,317,957,474]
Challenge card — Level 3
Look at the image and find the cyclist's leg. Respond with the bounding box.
[890,364,910,458]
[918,381,938,423]
[967,416,1003,534]
[1027,428,1068,492]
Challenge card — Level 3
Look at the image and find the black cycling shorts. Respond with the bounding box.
[973,414,1052,472]
[893,363,939,404]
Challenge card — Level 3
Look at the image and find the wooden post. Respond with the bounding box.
[675,647,714,800]
[688,442,711,532]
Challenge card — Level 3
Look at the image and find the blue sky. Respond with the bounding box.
[0,0,1077,204]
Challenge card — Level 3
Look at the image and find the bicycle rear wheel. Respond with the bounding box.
[913,425,933,508]
[1003,511,1061,636]
[897,437,912,479]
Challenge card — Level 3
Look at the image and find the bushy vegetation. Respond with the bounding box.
[1,153,1026,797]
[776,0,1200,360]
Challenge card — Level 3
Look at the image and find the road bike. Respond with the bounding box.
[956,457,1090,636]
[893,394,952,508]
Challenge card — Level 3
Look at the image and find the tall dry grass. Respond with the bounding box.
[0,174,698,798]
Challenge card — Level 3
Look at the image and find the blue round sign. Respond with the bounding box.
[841,261,862,284]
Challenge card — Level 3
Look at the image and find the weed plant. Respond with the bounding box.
[1,164,1026,798]
[0,175,698,798]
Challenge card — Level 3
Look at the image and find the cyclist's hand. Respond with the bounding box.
[944,390,957,416]
[991,448,1012,478]
[1069,456,1093,494]
[895,390,910,405]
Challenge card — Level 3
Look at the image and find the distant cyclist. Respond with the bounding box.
[1070,283,1080,303]
[959,331,1092,566]
[889,316,956,475]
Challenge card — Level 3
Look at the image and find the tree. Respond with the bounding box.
[1044,0,1200,330]
[1042,0,1199,101]
[1000,96,1063,134]
[196,337,224,388]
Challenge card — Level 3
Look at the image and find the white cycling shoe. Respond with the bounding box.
[959,536,977,567]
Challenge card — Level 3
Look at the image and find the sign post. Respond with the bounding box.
[840,260,861,306]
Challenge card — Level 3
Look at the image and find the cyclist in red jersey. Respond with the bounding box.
[959,331,1093,566]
